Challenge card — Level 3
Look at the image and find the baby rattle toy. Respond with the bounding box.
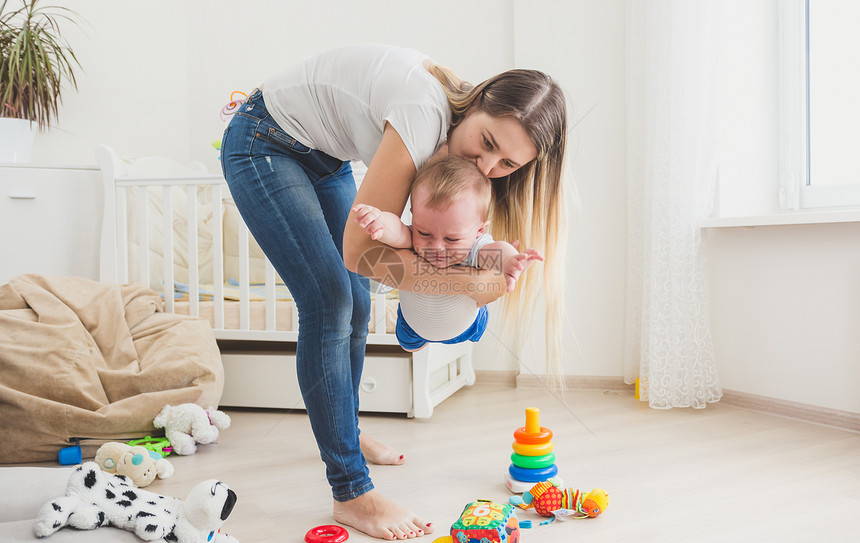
[505,407,561,493]
[213,91,247,157]
[511,478,609,519]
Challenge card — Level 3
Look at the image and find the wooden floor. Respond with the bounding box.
[47,383,860,542]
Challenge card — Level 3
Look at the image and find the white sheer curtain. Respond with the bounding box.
[624,0,722,409]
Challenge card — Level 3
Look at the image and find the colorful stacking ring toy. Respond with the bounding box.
[513,426,552,444]
[507,407,560,489]
[512,440,554,456]
[511,451,556,469]
[305,525,349,543]
[508,463,559,482]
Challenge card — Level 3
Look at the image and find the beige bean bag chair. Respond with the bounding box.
[0,274,223,463]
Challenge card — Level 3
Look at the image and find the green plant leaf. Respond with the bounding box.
[0,0,82,129]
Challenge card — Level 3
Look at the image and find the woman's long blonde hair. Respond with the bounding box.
[428,64,569,388]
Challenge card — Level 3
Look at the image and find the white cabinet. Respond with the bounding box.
[219,351,413,415]
[0,164,101,284]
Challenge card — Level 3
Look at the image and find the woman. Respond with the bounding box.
[220,43,567,541]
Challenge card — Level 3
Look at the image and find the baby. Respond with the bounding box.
[352,155,542,351]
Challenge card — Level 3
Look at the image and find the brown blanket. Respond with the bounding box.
[0,275,223,463]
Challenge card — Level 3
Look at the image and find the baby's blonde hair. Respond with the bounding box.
[411,155,491,221]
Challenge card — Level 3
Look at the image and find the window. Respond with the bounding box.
[780,0,860,209]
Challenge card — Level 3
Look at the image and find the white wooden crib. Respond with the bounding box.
[95,145,474,418]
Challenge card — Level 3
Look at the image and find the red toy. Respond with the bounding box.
[305,525,348,543]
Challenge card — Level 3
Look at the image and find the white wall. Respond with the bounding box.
[716,0,781,218]
[706,0,860,415]
[474,0,628,379]
[33,0,629,382]
[32,0,516,169]
[705,223,860,414]
[526,0,628,379]
[28,1,854,415]
[30,1,191,165]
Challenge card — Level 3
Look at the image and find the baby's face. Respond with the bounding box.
[410,186,488,268]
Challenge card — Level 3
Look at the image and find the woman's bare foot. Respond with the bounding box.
[360,434,405,465]
[333,489,432,540]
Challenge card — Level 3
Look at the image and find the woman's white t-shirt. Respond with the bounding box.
[263,43,450,170]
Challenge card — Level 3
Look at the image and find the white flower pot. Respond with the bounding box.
[0,118,36,163]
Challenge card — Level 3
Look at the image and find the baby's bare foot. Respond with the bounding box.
[360,434,405,465]
[332,489,432,540]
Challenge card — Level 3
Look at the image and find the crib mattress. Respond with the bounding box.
[170,298,398,334]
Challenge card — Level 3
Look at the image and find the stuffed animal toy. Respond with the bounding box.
[34,462,238,542]
[450,500,519,543]
[515,479,609,519]
[153,403,231,455]
[94,442,174,487]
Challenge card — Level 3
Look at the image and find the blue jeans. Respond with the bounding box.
[220,89,372,501]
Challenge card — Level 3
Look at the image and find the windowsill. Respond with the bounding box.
[701,208,860,228]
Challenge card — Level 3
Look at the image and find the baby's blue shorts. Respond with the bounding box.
[395,305,489,351]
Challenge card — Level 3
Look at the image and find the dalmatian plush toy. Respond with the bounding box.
[34,462,239,542]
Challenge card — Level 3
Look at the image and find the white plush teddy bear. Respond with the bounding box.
[34,461,238,542]
[153,403,231,455]
[94,442,174,487]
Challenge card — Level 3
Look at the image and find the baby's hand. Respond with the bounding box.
[503,248,544,292]
[352,204,386,241]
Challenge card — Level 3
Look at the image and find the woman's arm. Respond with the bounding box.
[343,123,506,304]
[343,123,414,269]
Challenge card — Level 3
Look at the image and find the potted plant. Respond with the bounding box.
[0,0,82,162]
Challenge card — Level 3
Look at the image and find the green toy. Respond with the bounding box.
[126,436,173,457]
